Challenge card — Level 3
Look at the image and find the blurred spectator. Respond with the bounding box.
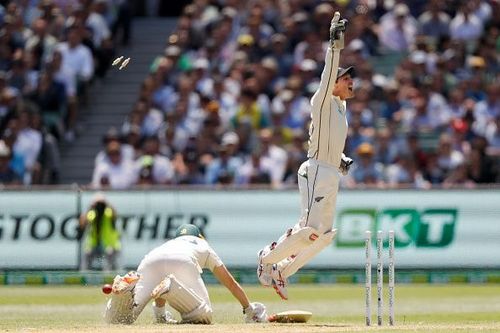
[205,131,243,185]
[450,1,484,41]
[174,149,205,185]
[379,4,418,52]
[442,161,476,188]
[31,111,60,184]
[373,128,399,166]
[79,192,121,271]
[134,136,174,185]
[0,139,21,185]
[236,148,272,186]
[91,140,135,189]
[386,153,430,189]
[473,83,500,136]
[26,70,66,139]
[95,127,134,166]
[436,133,465,177]
[55,25,94,140]
[283,129,307,184]
[418,0,450,39]
[13,109,42,183]
[485,115,500,150]
[255,128,287,188]
[111,0,132,46]
[467,136,497,183]
[25,18,58,68]
[345,142,385,188]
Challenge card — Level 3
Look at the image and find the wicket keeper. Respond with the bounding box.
[258,11,355,300]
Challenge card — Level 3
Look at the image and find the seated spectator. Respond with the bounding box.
[256,128,287,188]
[0,139,22,185]
[418,0,450,40]
[373,128,399,167]
[467,136,497,183]
[26,70,66,139]
[283,129,307,184]
[56,24,94,139]
[442,162,476,189]
[379,4,418,52]
[91,140,135,189]
[436,133,465,178]
[25,18,58,68]
[450,1,483,41]
[30,111,60,184]
[174,150,205,185]
[95,127,134,167]
[386,153,430,189]
[204,133,243,185]
[235,148,272,186]
[484,115,500,151]
[231,88,270,131]
[134,136,174,185]
[345,142,385,188]
[13,109,42,184]
[473,83,499,136]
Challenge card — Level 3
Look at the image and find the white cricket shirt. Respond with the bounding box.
[144,235,223,273]
[307,47,348,168]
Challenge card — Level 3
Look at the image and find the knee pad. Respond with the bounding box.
[155,274,212,324]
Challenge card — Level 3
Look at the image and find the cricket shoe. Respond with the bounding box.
[151,277,172,300]
[156,310,177,324]
[257,242,276,287]
[111,271,140,294]
[271,264,288,300]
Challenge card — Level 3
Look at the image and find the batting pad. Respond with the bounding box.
[279,229,337,278]
[262,227,320,264]
[161,274,212,324]
[104,292,136,324]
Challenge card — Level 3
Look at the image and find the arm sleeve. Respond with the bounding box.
[204,245,224,271]
[310,46,340,110]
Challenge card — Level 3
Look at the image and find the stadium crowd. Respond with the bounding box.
[0,0,131,185]
[1,0,499,189]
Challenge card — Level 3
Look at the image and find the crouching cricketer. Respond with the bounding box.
[104,224,267,324]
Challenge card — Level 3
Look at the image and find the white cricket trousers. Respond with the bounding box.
[297,158,341,233]
[133,253,211,315]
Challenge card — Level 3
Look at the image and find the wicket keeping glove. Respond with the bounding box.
[244,302,268,323]
[330,11,347,50]
[340,153,354,176]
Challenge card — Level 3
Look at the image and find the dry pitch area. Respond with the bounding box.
[1,284,500,332]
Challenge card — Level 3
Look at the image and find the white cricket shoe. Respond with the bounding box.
[153,306,178,324]
[151,277,172,300]
[111,271,140,294]
[257,242,276,287]
[271,264,288,300]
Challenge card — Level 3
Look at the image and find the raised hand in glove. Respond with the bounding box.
[330,11,347,50]
[340,153,354,176]
[244,302,268,323]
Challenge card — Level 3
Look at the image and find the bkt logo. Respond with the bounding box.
[336,208,457,248]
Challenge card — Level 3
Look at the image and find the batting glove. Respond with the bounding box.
[340,153,354,176]
[330,11,347,50]
[244,302,268,323]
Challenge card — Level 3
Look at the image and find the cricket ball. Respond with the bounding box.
[102,284,112,294]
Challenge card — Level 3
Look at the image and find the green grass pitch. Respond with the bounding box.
[1,284,500,332]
